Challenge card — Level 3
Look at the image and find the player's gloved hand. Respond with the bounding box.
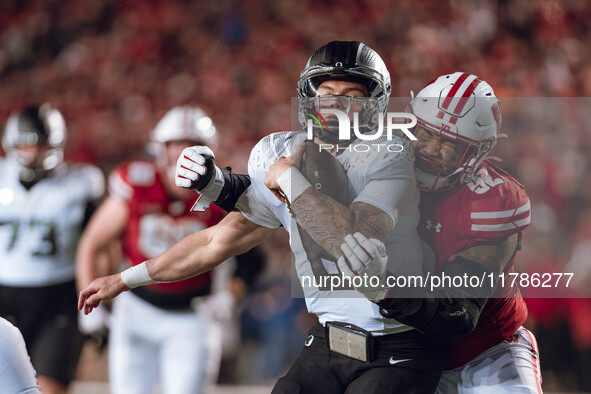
[78,303,110,335]
[337,232,389,302]
[193,290,236,323]
[175,146,225,211]
[78,304,110,351]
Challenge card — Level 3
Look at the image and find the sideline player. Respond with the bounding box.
[176,73,543,392]
[0,317,41,394]
[79,41,445,393]
[0,105,105,394]
[75,106,236,394]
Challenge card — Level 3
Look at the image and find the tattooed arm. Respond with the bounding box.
[290,192,392,260]
[264,155,396,260]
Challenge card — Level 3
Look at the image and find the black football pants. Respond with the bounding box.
[272,322,444,394]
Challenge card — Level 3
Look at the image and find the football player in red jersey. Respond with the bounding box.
[76,106,228,394]
[375,72,542,393]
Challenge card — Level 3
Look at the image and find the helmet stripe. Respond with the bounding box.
[440,72,470,110]
[450,77,482,116]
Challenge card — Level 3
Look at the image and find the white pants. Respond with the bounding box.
[109,291,213,394]
[436,327,543,394]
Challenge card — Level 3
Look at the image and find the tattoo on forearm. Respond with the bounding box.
[290,191,393,260]
[291,188,354,259]
[351,203,393,240]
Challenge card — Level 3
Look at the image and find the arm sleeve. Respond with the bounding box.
[214,167,251,212]
[376,257,497,340]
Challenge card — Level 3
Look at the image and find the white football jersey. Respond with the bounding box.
[0,159,104,286]
[237,131,423,334]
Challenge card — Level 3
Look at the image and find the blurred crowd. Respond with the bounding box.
[1,0,591,391]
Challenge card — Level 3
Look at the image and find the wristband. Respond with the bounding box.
[120,262,158,289]
[276,167,312,203]
[191,166,225,212]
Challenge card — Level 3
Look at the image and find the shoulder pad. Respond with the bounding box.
[248,131,306,173]
[109,160,157,201]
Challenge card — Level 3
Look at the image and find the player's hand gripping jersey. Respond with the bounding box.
[237,131,422,333]
[0,159,104,286]
[419,162,531,368]
[109,159,226,308]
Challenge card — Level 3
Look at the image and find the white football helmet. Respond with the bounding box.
[408,72,503,191]
[152,106,217,147]
[2,104,66,183]
[150,106,217,173]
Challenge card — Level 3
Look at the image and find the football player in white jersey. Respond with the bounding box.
[0,104,105,394]
[79,41,445,393]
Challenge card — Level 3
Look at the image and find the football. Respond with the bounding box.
[297,141,349,205]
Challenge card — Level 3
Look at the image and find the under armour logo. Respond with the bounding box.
[425,220,442,232]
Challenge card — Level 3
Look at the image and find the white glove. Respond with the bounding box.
[78,303,110,335]
[194,290,236,323]
[175,146,225,211]
[337,232,389,302]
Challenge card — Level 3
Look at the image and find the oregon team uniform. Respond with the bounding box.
[237,131,444,393]
[0,158,104,385]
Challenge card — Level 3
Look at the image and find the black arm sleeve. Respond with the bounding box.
[376,257,496,340]
[214,167,251,212]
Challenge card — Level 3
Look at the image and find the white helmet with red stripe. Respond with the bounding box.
[152,106,217,146]
[150,106,217,176]
[409,72,502,191]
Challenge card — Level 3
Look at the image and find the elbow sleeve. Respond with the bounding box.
[377,257,494,340]
[215,168,251,212]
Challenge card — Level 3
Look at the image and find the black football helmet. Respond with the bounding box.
[297,41,391,143]
[2,104,66,183]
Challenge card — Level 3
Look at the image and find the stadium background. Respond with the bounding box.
[1,0,590,392]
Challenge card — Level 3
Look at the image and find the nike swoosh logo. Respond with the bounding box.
[389,357,412,365]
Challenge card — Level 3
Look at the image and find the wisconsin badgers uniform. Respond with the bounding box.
[109,159,225,303]
[419,162,542,393]
[0,158,104,385]
[107,159,226,394]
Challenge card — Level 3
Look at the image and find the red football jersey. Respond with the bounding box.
[418,162,531,369]
[109,159,226,296]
